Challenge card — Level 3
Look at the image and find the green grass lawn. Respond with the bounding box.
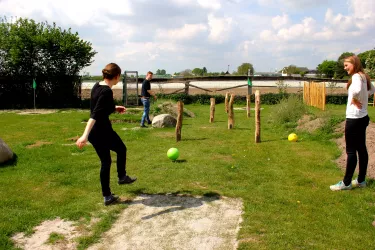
[0,103,375,249]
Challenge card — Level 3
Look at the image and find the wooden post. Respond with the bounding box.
[246,94,251,118]
[255,90,261,143]
[322,82,326,111]
[228,94,235,129]
[225,92,229,113]
[210,98,215,123]
[184,81,190,95]
[176,101,183,142]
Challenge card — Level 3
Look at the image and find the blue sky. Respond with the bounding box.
[1,0,374,75]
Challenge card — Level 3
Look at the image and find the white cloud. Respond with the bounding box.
[272,14,290,30]
[1,0,374,74]
[325,8,357,32]
[197,0,221,10]
[260,30,274,41]
[0,0,132,26]
[156,24,208,41]
[207,14,234,43]
[261,17,317,42]
[258,0,328,9]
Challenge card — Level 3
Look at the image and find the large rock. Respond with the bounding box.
[152,114,177,128]
[0,138,13,164]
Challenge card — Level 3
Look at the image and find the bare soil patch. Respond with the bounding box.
[12,218,82,250]
[26,141,53,149]
[296,115,326,133]
[89,194,243,250]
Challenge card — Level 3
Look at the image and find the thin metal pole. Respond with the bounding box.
[34,88,36,110]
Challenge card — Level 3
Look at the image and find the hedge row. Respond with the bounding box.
[155,93,364,105]
[80,93,373,108]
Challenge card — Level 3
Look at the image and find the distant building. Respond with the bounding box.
[254,72,282,77]
[305,70,318,78]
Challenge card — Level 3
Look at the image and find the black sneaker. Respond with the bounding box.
[118,176,137,185]
[104,194,119,206]
[147,121,152,125]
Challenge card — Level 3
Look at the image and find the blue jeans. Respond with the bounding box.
[141,98,151,125]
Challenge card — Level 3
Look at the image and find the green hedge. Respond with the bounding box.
[157,93,291,105]
[156,93,374,106]
[80,93,372,108]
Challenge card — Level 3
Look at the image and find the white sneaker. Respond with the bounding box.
[352,179,366,188]
[330,181,352,191]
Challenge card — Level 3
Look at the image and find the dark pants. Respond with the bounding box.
[343,115,369,186]
[89,130,127,197]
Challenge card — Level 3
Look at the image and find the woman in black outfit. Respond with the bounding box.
[76,63,136,205]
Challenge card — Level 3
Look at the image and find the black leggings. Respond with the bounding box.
[343,115,369,186]
[89,130,127,197]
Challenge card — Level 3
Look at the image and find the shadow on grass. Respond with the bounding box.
[260,138,285,143]
[0,153,18,168]
[367,179,374,187]
[182,138,208,141]
[119,191,221,220]
[172,159,187,163]
[234,128,251,131]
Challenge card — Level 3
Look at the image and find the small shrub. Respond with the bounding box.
[269,95,307,127]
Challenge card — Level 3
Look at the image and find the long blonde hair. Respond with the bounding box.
[345,55,371,90]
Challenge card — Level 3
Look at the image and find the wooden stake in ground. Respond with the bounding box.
[255,90,261,143]
[210,98,215,123]
[176,101,183,142]
[228,94,235,129]
[225,92,229,113]
[246,94,251,118]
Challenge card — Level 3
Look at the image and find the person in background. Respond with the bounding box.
[140,71,157,127]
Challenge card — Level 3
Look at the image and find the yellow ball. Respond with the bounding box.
[288,133,298,142]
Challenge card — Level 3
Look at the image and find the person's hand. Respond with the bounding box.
[116,105,126,114]
[76,135,88,149]
[351,98,362,109]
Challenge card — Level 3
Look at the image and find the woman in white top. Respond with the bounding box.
[330,55,375,191]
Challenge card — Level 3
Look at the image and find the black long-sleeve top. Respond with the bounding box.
[89,82,115,135]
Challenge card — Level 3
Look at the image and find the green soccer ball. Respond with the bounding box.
[167,148,179,161]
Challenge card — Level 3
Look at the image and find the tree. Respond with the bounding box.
[317,60,336,78]
[358,49,375,68]
[364,50,375,78]
[0,17,96,77]
[160,69,166,75]
[192,68,204,76]
[180,69,192,77]
[156,69,161,75]
[335,52,354,79]
[203,67,207,75]
[282,65,300,76]
[237,63,254,75]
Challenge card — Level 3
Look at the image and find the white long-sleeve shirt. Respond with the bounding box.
[346,73,375,119]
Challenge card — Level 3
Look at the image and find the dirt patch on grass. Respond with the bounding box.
[154,132,175,138]
[296,115,326,133]
[12,218,82,250]
[26,141,53,148]
[16,109,58,115]
[11,195,243,250]
[335,121,375,179]
[89,194,243,250]
[211,154,234,163]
